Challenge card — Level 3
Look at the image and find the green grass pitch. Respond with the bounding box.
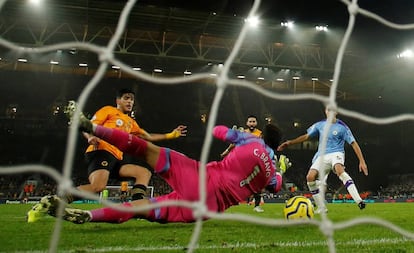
[1,202,413,253]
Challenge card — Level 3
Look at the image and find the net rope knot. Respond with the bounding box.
[57,179,73,194]
[99,49,114,63]
[347,2,359,16]
[319,220,334,238]
[192,202,208,220]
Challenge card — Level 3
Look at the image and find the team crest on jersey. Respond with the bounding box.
[332,130,338,135]
[101,161,109,167]
[116,119,124,127]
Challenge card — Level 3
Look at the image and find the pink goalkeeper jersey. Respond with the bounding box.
[149,125,279,222]
[91,124,280,223]
[210,125,276,211]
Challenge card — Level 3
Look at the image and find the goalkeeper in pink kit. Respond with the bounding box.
[43,107,283,224]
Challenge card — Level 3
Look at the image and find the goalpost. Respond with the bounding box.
[100,185,154,202]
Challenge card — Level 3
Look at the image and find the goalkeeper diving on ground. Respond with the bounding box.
[34,101,285,224]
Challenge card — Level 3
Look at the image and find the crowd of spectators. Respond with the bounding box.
[1,173,413,202]
[377,174,414,199]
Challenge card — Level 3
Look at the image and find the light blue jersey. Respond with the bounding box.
[307,119,355,163]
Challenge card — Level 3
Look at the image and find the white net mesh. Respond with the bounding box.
[1,0,414,252]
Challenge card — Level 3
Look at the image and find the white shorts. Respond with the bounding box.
[310,152,345,180]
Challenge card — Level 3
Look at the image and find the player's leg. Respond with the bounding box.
[62,150,115,203]
[43,194,152,224]
[91,125,161,168]
[306,164,328,213]
[246,195,252,205]
[252,193,264,212]
[48,191,199,224]
[334,163,365,209]
[27,151,113,222]
[48,149,202,224]
[77,169,110,194]
[119,164,152,200]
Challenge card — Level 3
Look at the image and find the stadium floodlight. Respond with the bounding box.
[397,49,413,59]
[281,21,294,28]
[311,77,318,93]
[184,70,192,75]
[153,68,162,73]
[112,65,120,69]
[237,75,245,79]
[292,76,300,80]
[245,16,260,27]
[50,60,59,65]
[28,0,42,5]
[132,67,141,71]
[18,58,28,63]
[79,63,88,67]
[315,25,328,32]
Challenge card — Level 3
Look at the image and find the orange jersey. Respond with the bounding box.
[245,128,262,137]
[86,106,146,160]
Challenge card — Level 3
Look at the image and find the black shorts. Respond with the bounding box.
[85,150,153,178]
[85,150,129,178]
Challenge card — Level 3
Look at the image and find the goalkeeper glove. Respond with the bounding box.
[278,155,292,174]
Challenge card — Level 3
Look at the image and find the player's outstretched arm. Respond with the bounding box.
[139,125,187,142]
[277,134,309,151]
[220,143,235,157]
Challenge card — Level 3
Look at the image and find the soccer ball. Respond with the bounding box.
[283,196,314,220]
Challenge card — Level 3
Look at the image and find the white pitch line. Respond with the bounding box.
[8,237,411,253]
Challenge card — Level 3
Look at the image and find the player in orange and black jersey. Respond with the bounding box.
[65,88,187,204]
[27,88,186,222]
[29,89,187,221]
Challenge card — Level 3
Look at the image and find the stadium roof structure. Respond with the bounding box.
[0,0,378,99]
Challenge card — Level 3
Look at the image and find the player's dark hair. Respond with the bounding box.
[246,115,257,120]
[117,88,135,98]
[262,123,282,150]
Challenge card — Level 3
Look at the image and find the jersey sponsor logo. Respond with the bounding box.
[240,165,260,187]
[116,119,124,127]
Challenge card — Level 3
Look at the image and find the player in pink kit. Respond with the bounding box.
[43,109,283,224]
